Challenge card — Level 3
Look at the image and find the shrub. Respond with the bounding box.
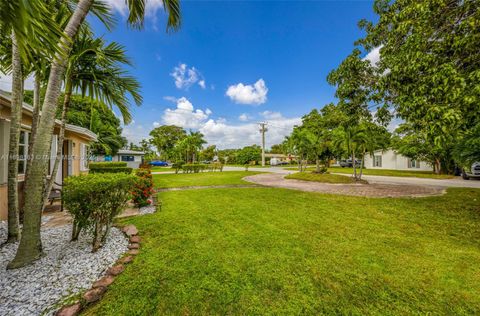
[209,162,223,172]
[172,161,184,174]
[132,168,154,207]
[182,163,208,173]
[89,161,132,174]
[63,173,136,252]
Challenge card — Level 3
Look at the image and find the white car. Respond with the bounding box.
[462,162,480,180]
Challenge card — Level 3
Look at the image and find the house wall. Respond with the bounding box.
[364,149,432,171]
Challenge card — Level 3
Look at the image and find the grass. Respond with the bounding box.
[150,166,173,172]
[152,171,261,188]
[285,172,360,184]
[285,166,455,179]
[83,184,480,315]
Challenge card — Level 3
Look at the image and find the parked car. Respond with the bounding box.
[149,160,169,167]
[339,159,361,168]
[462,162,480,180]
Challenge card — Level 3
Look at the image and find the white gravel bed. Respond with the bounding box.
[139,205,156,215]
[0,221,129,316]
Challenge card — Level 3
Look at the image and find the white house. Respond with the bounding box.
[94,149,145,169]
[363,149,432,171]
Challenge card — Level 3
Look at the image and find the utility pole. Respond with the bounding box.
[258,122,268,166]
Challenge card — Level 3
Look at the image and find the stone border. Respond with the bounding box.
[55,224,141,316]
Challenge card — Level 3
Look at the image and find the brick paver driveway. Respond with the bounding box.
[244,173,445,198]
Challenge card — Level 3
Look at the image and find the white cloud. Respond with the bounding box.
[238,113,249,121]
[103,0,164,17]
[162,97,210,129]
[153,121,161,128]
[260,111,283,120]
[364,46,382,66]
[163,96,178,103]
[170,63,206,90]
[0,73,34,92]
[200,111,300,149]
[226,79,268,105]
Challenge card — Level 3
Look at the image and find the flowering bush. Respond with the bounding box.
[132,168,154,207]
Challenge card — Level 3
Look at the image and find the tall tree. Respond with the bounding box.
[149,125,187,159]
[357,0,480,173]
[8,0,181,269]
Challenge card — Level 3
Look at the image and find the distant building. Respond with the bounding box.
[94,149,145,169]
[363,149,432,171]
[266,153,296,166]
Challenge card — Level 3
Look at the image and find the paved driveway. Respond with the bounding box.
[243,173,444,198]
[339,174,480,189]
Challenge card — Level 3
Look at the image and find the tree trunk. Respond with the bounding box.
[359,149,366,180]
[435,159,441,175]
[28,73,42,167]
[315,158,320,173]
[8,0,94,269]
[43,79,71,209]
[352,150,357,180]
[5,31,22,244]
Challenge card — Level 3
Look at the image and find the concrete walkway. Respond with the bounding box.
[243,173,445,198]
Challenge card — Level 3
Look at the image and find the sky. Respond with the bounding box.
[0,0,382,149]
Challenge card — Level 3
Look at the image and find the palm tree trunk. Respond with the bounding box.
[5,31,23,244]
[352,150,357,180]
[28,73,42,164]
[359,149,366,180]
[8,0,94,269]
[43,79,71,209]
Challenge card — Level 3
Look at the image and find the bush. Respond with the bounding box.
[182,163,208,173]
[172,161,184,174]
[131,168,154,207]
[208,162,223,172]
[89,161,132,174]
[63,173,136,252]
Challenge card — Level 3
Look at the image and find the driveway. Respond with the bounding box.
[244,173,444,198]
[339,174,480,189]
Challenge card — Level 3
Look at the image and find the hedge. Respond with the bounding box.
[63,173,136,251]
[89,162,132,174]
[182,163,208,173]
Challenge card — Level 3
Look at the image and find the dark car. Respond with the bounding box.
[339,159,361,168]
[149,160,169,167]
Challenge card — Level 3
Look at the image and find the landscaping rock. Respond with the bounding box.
[130,235,141,243]
[128,243,140,249]
[83,287,106,303]
[0,222,128,316]
[93,275,115,288]
[55,303,81,316]
[122,225,138,237]
[107,264,125,276]
[119,256,134,264]
[128,249,140,255]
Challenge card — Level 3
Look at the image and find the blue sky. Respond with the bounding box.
[1,1,380,149]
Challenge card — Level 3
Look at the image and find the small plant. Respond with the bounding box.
[172,161,184,174]
[131,168,154,207]
[244,164,250,171]
[63,173,136,252]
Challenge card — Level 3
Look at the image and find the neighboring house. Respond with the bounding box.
[363,149,432,171]
[0,90,97,221]
[94,149,145,169]
[266,153,296,166]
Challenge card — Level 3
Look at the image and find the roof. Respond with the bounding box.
[0,90,97,141]
[117,149,145,155]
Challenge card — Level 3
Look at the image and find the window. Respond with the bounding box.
[373,155,382,167]
[408,159,420,168]
[18,131,29,174]
[80,143,90,171]
[121,155,134,162]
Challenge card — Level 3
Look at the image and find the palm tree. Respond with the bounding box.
[334,125,367,180]
[44,32,142,207]
[0,0,61,244]
[8,0,181,269]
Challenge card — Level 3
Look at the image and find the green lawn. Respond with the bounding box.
[83,185,480,315]
[150,166,173,172]
[285,166,454,179]
[285,172,360,184]
[152,171,261,188]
